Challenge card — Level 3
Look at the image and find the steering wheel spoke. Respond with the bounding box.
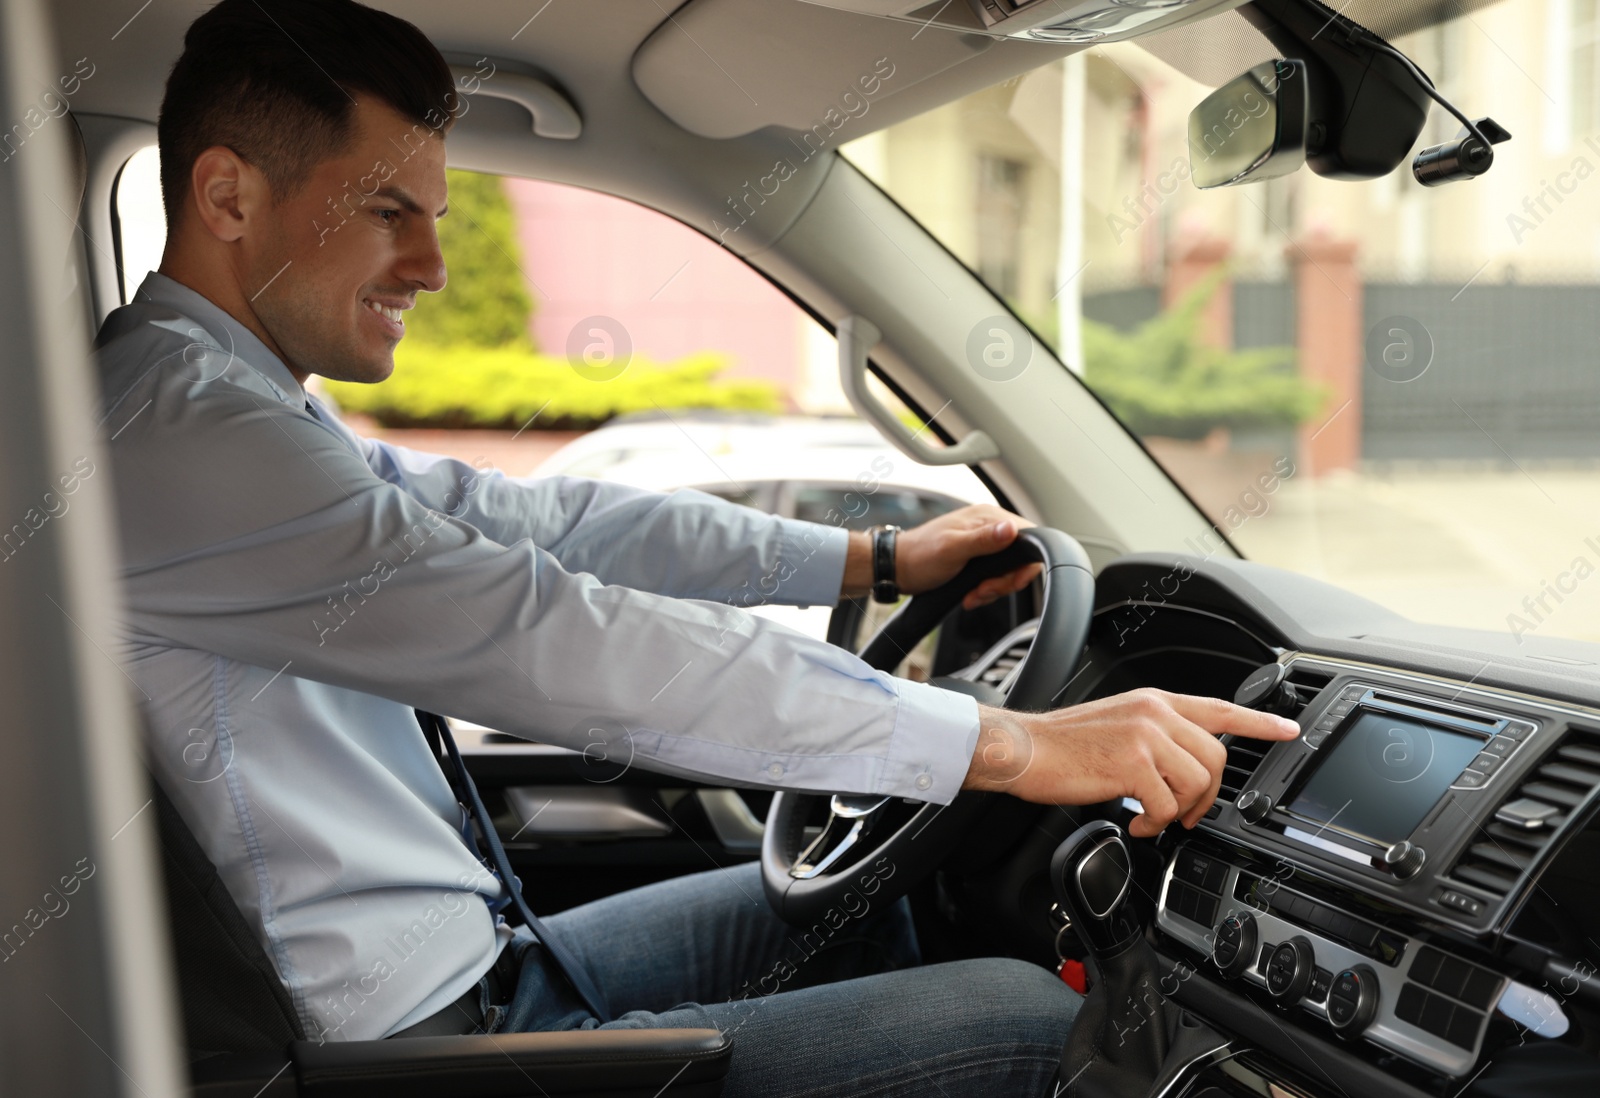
[790,795,892,879]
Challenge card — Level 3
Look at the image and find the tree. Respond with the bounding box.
[1081,269,1323,439]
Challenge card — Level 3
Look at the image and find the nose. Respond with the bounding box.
[398,220,447,295]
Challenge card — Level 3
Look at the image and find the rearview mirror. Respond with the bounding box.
[1188,59,1309,189]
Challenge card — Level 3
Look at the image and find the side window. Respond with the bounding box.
[113,145,165,303]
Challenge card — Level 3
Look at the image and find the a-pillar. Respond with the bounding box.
[1289,232,1363,474]
[1164,232,1232,349]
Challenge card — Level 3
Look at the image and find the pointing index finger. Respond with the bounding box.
[1162,692,1302,741]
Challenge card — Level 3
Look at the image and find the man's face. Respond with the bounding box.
[247,97,449,384]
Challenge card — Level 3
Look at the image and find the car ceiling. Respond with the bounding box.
[55,0,1075,141]
[56,0,1511,155]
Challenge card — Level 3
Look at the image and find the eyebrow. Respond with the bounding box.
[371,185,448,219]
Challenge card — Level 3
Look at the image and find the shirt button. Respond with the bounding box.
[914,773,932,791]
[767,762,784,778]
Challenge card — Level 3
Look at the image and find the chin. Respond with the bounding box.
[319,356,396,386]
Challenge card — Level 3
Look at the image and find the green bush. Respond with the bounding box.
[405,168,536,350]
[1081,270,1323,439]
[328,168,781,430]
[325,342,782,430]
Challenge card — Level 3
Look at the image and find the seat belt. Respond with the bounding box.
[417,710,613,1023]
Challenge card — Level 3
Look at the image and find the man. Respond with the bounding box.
[97,1,1298,1093]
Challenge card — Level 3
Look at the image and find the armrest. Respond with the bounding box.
[290,1028,732,1097]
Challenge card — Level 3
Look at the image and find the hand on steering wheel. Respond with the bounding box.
[891,505,1045,611]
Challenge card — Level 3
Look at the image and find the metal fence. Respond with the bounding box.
[1362,283,1600,461]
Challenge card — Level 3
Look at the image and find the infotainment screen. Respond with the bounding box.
[1286,711,1484,846]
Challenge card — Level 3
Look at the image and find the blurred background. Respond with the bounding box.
[111,0,1600,644]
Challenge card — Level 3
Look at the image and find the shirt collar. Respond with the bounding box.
[132,271,307,407]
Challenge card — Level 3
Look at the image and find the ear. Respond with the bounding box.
[187,146,267,244]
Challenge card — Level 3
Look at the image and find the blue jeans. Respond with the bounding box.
[479,862,1080,1097]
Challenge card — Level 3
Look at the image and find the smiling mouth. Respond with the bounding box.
[364,299,407,326]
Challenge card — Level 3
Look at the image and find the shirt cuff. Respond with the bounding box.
[876,678,981,805]
[774,518,850,608]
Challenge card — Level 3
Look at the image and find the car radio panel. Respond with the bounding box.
[1145,655,1600,1079]
[1207,659,1557,933]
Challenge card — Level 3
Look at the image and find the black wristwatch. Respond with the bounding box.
[870,525,901,603]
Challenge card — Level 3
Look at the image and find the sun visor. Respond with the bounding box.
[633,0,995,139]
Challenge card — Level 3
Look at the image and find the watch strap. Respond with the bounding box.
[871,525,900,603]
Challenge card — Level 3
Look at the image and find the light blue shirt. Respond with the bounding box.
[95,272,980,1043]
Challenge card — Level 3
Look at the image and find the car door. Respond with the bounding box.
[0,5,185,1094]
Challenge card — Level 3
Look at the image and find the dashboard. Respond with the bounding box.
[1048,553,1600,1097]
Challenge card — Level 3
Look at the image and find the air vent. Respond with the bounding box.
[1445,727,1600,900]
[1218,664,1332,803]
[974,624,1039,691]
[977,641,1030,689]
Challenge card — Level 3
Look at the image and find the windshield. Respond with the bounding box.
[843,6,1600,646]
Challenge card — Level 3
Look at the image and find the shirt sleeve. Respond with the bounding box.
[342,420,848,609]
[112,380,980,804]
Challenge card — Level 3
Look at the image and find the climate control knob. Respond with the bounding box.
[1265,935,1315,1005]
[1211,911,1258,979]
[1327,965,1380,1036]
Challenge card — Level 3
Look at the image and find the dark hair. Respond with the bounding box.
[157,0,456,226]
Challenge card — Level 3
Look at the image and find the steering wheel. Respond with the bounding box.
[761,527,1096,925]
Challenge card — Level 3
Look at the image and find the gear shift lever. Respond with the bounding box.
[1050,819,1138,956]
[1050,821,1227,1097]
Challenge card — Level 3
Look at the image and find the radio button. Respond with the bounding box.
[1435,888,1485,916]
[1479,737,1515,758]
[1410,947,1443,986]
[1461,969,1501,1010]
[1175,849,1229,894]
[1419,991,1454,1036]
[1342,918,1380,951]
[1396,982,1428,1025]
[1381,841,1427,881]
[1467,753,1502,774]
[1432,956,1471,999]
[1237,790,1273,823]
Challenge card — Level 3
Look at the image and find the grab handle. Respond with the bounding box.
[837,315,999,467]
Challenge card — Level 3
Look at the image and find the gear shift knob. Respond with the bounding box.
[1051,820,1139,956]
